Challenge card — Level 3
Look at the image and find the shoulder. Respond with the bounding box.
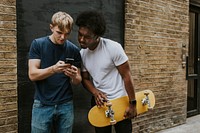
[101,38,124,54]
[31,36,49,47]
[34,36,48,43]
[102,38,128,64]
[101,38,122,48]
[66,40,80,50]
[65,41,81,58]
[80,48,87,55]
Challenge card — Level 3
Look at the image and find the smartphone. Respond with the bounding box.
[65,58,74,65]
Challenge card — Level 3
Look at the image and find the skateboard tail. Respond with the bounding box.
[88,106,111,127]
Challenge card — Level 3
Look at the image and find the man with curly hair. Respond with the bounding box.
[76,10,137,133]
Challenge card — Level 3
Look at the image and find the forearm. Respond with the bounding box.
[71,74,82,85]
[82,78,107,106]
[124,74,136,100]
[29,65,55,81]
[82,79,97,95]
[117,61,136,100]
[81,71,107,105]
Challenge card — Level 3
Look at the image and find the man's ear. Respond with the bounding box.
[50,24,54,32]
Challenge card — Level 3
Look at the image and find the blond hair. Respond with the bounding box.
[51,11,73,31]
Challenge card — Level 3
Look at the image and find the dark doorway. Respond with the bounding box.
[17,0,125,133]
[187,3,200,117]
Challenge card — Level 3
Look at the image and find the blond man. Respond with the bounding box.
[28,11,82,133]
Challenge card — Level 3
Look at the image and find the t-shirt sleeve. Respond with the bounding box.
[73,51,82,68]
[29,39,41,59]
[109,42,128,66]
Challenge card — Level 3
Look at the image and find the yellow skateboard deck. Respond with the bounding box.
[88,89,155,127]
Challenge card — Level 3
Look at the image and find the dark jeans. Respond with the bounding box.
[91,97,132,133]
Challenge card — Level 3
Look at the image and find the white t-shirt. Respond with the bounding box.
[80,38,128,100]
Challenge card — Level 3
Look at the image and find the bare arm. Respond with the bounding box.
[117,61,136,100]
[81,71,107,106]
[28,59,81,84]
[117,61,137,118]
[28,59,55,81]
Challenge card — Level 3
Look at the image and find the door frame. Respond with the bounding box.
[187,3,200,117]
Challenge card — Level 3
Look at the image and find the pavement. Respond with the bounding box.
[156,115,200,133]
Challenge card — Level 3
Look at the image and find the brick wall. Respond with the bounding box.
[125,0,189,132]
[0,0,190,132]
[0,0,18,133]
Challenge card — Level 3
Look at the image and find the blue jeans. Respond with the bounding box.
[31,100,74,133]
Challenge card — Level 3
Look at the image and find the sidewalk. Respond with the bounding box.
[156,115,200,133]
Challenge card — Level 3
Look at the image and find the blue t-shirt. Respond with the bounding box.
[29,36,81,105]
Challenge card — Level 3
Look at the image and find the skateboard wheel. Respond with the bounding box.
[106,101,112,107]
[144,91,149,96]
[110,120,116,125]
[148,106,153,110]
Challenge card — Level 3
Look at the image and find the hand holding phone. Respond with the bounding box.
[65,58,74,65]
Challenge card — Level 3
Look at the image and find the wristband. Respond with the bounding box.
[129,99,137,105]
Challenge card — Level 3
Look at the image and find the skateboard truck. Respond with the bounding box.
[105,101,117,125]
[142,91,153,110]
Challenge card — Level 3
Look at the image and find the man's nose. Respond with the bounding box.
[60,34,66,39]
[79,36,85,42]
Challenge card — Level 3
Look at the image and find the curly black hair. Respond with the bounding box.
[75,10,106,36]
